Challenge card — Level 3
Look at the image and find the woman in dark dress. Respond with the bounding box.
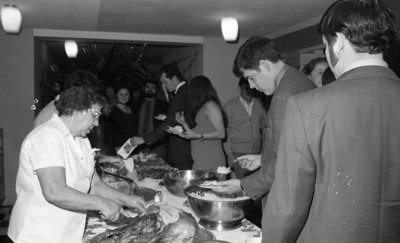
[109,87,137,150]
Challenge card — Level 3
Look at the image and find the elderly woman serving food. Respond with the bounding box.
[8,87,145,243]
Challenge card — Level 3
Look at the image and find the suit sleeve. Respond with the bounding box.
[143,89,184,145]
[271,92,292,155]
[240,129,274,200]
[262,97,316,243]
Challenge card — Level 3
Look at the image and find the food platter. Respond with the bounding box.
[96,162,158,202]
[85,204,215,243]
[133,152,170,169]
[193,228,216,242]
[86,224,215,243]
[133,152,176,181]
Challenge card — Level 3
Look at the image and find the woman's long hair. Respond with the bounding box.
[187,75,223,128]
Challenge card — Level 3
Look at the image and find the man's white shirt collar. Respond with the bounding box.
[175,81,186,94]
[239,96,254,117]
[344,59,388,74]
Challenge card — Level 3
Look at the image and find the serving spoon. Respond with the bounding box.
[198,169,213,180]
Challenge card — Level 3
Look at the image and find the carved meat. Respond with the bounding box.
[158,211,198,243]
[89,205,198,243]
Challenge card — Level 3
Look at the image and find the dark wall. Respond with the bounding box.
[273,24,322,54]
[385,40,400,77]
[385,0,400,77]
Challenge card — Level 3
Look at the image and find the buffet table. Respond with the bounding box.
[84,176,261,243]
[84,155,262,243]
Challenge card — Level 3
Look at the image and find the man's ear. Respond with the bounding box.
[259,59,270,72]
[333,33,346,58]
[171,75,179,84]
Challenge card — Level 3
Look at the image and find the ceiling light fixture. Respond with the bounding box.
[221,17,239,42]
[64,40,78,58]
[1,4,22,34]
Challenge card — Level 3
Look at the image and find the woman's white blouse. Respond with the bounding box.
[8,114,96,243]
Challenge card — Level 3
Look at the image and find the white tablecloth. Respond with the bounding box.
[84,177,262,243]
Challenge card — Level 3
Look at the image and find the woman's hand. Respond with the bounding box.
[175,111,187,126]
[175,111,200,140]
[122,195,146,213]
[235,154,262,171]
[99,198,121,222]
[180,130,201,140]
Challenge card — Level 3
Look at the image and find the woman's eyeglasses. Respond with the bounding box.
[88,107,101,118]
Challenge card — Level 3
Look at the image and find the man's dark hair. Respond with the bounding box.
[144,79,159,90]
[158,64,185,81]
[238,77,249,87]
[55,87,106,116]
[233,36,281,77]
[318,0,396,54]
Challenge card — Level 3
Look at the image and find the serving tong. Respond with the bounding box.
[101,168,137,185]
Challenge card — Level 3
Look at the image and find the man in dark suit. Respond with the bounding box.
[130,64,193,169]
[263,1,400,242]
[156,81,171,104]
[220,36,316,207]
[137,79,169,160]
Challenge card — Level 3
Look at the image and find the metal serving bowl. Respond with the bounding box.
[163,170,217,197]
[184,185,252,231]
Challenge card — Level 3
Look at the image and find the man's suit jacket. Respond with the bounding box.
[156,86,170,104]
[143,83,192,169]
[152,99,169,129]
[263,66,400,243]
[241,66,316,201]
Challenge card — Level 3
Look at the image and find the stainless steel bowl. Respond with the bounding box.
[164,170,216,197]
[184,185,252,231]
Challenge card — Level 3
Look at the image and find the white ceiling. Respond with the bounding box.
[1,0,334,38]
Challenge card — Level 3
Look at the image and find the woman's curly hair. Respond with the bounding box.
[302,57,328,76]
[55,87,106,116]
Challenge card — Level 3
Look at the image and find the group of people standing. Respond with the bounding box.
[222,0,400,242]
[99,80,169,158]
[128,64,268,175]
[130,65,227,171]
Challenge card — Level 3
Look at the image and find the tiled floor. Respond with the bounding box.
[0,206,12,242]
